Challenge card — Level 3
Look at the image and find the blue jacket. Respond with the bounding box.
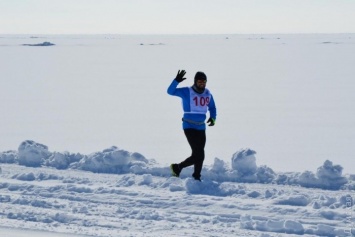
[167,79,217,130]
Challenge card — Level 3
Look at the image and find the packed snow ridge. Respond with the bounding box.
[1,140,354,191]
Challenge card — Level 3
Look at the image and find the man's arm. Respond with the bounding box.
[207,95,217,126]
[167,79,180,96]
[167,70,186,96]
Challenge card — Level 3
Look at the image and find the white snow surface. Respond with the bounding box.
[1,140,354,236]
[1,34,355,236]
[1,34,355,174]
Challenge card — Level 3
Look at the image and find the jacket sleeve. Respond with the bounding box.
[208,94,217,120]
[167,79,184,97]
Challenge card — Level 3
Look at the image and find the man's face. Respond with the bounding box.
[196,79,206,89]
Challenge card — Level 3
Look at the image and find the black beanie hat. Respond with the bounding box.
[194,71,207,84]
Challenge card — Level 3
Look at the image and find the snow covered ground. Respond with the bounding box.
[0,140,354,236]
[1,34,355,236]
[1,34,355,174]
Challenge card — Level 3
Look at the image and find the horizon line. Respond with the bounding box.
[1,32,355,36]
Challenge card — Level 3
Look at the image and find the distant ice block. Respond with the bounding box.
[22,41,55,46]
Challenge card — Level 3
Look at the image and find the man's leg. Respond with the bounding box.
[170,129,196,177]
[191,130,206,180]
[179,129,200,168]
[179,129,206,179]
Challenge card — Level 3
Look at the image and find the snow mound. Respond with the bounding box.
[185,178,221,195]
[161,177,185,192]
[306,223,352,237]
[240,215,305,235]
[232,148,257,176]
[71,146,148,174]
[0,140,353,191]
[45,152,83,170]
[0,150,17,163]
[18,140,51,167]
[298,160,348,190]
[274,194,310,206]
[206,155,276,184]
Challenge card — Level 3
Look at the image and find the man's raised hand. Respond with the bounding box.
[175,70,186,83]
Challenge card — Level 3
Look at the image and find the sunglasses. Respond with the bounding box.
[196,80,207,83]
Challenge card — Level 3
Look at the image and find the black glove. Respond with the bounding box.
[175,70,186,83]
[207,118,215,126]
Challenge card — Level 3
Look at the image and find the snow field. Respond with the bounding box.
[0,159,354,236]
[1,33,355,236]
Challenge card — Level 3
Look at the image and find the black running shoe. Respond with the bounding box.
[192,174,201,181]
[170,164,181,177]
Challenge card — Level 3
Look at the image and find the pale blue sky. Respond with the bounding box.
[1,0,355,34]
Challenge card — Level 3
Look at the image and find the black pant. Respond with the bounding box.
[179,129,206,179]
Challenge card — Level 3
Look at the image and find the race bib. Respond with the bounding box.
[188,87,211,114]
